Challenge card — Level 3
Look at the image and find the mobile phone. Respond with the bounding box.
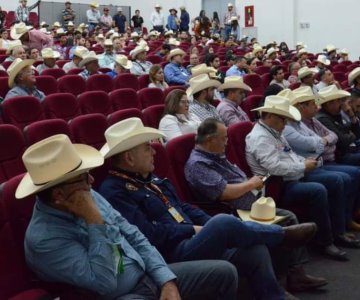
[262,174,271,182]
[315,152,323,161]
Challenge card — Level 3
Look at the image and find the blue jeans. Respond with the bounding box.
[282,180,332,246]
[224,24,232,40]
[340,152,360,166]
[168,214,285,300]
[323,163,360,222]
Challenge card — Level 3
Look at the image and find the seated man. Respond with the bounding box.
[269,65,290,89]
[216,76,252,126]
[316,68,341,90]
[63,46,89,73]
[106,55,132,78]
[4,40,27,62]
[20,134,240,300]
[164,48,190,85]
[5,58,45,101]
[317,85,360,166]
[130,45,152,76]
[99,117,317,300]
[226,56,247,77]
[98,39,116,69]
[78,51,101,80]
[36,48,60,74]
[246,95,355,260]
[185,118,328,292]
[298,67,318,95]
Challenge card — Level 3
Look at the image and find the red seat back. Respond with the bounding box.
[145,55,162,64]
[138,87,164,109]
[0,125,25,184]
[34,75,58,95]
[163,86,186,99]
[0,77,10,98]
[78,91,113,116]
[240,95,263,121]
[40,68,66,79]
[86,74,113,93]
[43,93,80,121]
[55,60,70,68]
[243,73,264,96]
[333,64,347,73]
[138,74,150,89]
[67,68,83,75]
[1,96,44,130]
[260,73,272,90]
[289,82,301,90]
[255,65,271,75]
[57,75,86,96]
[142,104,164,128]
[113,73,139,91]
[107,108,143,126]
[109,88,141,110]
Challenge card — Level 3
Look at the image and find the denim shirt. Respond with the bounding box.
[164,62,190,85]
[4,85,45,102]
[25,190,176,298]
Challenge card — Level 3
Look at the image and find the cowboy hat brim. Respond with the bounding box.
[237,209,287,224]
[117,60,133,70]
[218,81,252,92]
[101,129,164,159]
[10,25,33,40]
[251,105,301,121]
[79,56,98,68]
[317,91,351,106]
[8,59,35,88]
[186,79,220,97]
[15,144,104,199]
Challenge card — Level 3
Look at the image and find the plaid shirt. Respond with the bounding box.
[189,99,221,122]
[16,2,39,22]
[62,8,76,25]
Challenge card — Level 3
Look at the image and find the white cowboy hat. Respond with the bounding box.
[41,48,60,59]
[73,46,89,58]
[277,89,295,103]
[252,46,263,55]
[40,21,48,27]
[115,54,133,69]
[7,58,35,88]
[266,47,278,57]
[52,21,61,27]
[136,40,149,50]
[79,51,98,68]
[298,66,317,80]
[218,76,252,92]
[56,28,66,35]
[186,74,220,97]
[16,134,104,199]
[291,86,317,105]
[340,48,349,56]
[168,38,180,46]
[324,44,337,54]
[101,118,164,159]
[237,197,287,224]
[164,30,174,37]
[297,48,308,56]
[154,4,161,8]
[6,40,23,54]
[148,31,160,37]
[348,67,360,86]
[104,39,113,46]
[130,45,148,59]
[227,3,233,7]
[117,7,123,12]
[295,41,306,49]
[317,85,351,106]
[97,33,105,40]
[90,2,99,8]
[131,32,140,38]
[190,63,217,78]
[316,55,330,66]
[67,21,74,27]
[40,28,50,34]
[10,22,33,40]
[168,48,186,61]
[110,32,120,40]
[252,95,301,121]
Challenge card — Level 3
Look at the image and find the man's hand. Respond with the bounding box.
[304,159,317,172]
[160,281,181,300]
[56,190,103,224]
[193,225,203,234]
[248,176,264,190]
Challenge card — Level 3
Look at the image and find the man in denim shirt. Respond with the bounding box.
[164,48,189,85]
[20,134,240,300]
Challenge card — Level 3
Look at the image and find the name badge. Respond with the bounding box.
[168,207,184,223]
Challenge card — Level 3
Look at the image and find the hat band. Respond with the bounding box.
[33,160,83,186]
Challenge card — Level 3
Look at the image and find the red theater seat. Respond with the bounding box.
[43,93,80,121]
[113,73,139,91]
[110,88,141,110]
[142,104,164,128]
[41,68,66,79]
[58,75,86,96]
[107,108,143,126]
[138,87,164,109]
[78,91,113,116]
[243,73,264,95]
[34,75,58,95]
[86,74,113,93]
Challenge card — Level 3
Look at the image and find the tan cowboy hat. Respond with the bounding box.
[164,30,174,37]
[148,31,160,37]
[115,55,133,69]
[218,76,252,92]
[298,66,316,80]
[316,55,330,66]
[168,38,180,46]
[340,48,349,56]
[137,40,149,50]
[40,21,48,27]
[348,67,360,86]
[252,95,301,121]
[90,2,99,8]
[227,2,234,7]
[168,48,186,60]
[317,85,351,106]
[324,44,337,54]
[297,48,308,57]
[67,21,74,27]
[130,45,148,59]
[15,134,104,199]
[97,33,105,40]
[6,40,23,54]
[41,48,60,59]
[154,4,162,8]
[73,46,89,58]
[56,28,66,35]
[292,86,317,105]
[79,51,98,68]
[104,39,113,46]
[277,89,295,104]
[252,46,263,56]
[52,21,61,28]
[131,32,140,38]
[266,47,278,57]
[10,22,33,40]
[101,118,164,159]
[186,74,220,97]
[111,32,120,40]
[295,41,306,49]
[190,64,217,78]
[7,58,35,88]
[237,197,287,224]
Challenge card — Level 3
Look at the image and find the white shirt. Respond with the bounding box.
[159,113,201,142]
[150,11,164,26]
[87,9,100,24]
[63,60,79,73]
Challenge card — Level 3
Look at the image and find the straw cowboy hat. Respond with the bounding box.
[154,4,162,8]
[297,48,308,57]
[52,21,61,28]
[340,48,349,56]
[316,55,330,66]
[97,33,105,40]
[324,44,337,54]
[277,89,295,103]
[10,22,33,40]
[296,41,306,49]
[41,48,60,59]
[218,76,252,92]
[137,39,149,51]
[73,46,89,58]
[266,47,278,57]
[168,38,180,46]
[348,67,360,86]
[190,64,217,78]
[15,134,104,199]
[115,55,133,69]
[67,21,75,27]
[101,118,164,159]
[252,95,301,121]
[291,86,317,105]
[56,28,66,35]
[110,32,120,40]
[317,85,351,106]
[90,2,99,8]
[298,66,317,80]
[237,197,286,224]
[130,45,148,59]
[168,48,186,60]
[79,51,98,68]
[131,32,140,39]
[104,39,113,46]
[228,3,234,7]
[186,74,220,97]
[252,46,263,56]
[7,58,35,88]
[40,21,49,27]
[148,31,160,37]
[6,40,23,54]
[164,30,174,37]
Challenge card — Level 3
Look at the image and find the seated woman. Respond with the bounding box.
[246,57,257,74]
[106,54,132,78]
[148,64,169,91]
[159,89,201,141]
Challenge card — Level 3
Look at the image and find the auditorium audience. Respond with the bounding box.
[78,51,100,80]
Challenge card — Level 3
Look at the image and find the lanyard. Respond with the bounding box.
[258,122,292,152]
